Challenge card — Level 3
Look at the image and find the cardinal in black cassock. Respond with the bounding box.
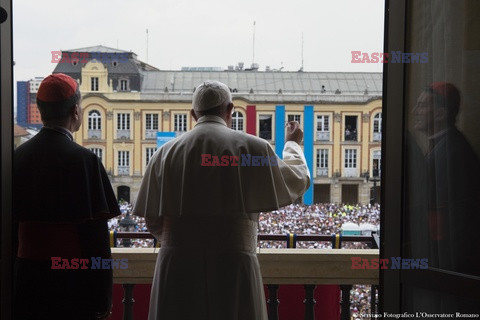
[406,82,480,312]
[13,73,120,319]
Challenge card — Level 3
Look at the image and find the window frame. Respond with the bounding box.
[145,146,157,167]
[232,111,244,132]
[117,113,131,130]
[88,146,104,163]
[145,113,159,131]
[316,113,332,141]
[88,110,101,131]
[257,112,275,142]
[343,113,360,142]
[120,79,128,91]
[173,113,187,132]
[117,150,130,176]
[91,77,99,91]
[287,113,302,125]
[373,111,382,142]
[315,148,329,177]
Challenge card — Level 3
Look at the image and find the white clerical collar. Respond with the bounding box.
[196,115,227,127]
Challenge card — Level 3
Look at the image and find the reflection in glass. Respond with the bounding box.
[407,82,480,275]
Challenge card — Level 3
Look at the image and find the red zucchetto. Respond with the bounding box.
[37,73,78,102]
[429,82,460,110]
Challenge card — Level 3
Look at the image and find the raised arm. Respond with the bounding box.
[274,121,311,200]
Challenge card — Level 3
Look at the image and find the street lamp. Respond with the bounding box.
[364,171,380,205]
[119,213,137,247]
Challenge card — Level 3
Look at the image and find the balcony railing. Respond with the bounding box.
[316,131,330,141]
[316,168,328,177]
[344,132,357,141]
[111,232,380,320]
[88,129,101,139]
[145,130,157,139]
[118,166,129,176]
[117,130,130,140]
[344,168,358,177]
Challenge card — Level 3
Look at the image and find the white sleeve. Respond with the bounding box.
[132,150,161,218]
[132,151,163,239]
[145,216,163,240]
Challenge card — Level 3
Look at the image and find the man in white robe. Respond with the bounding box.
[133,80,310,320]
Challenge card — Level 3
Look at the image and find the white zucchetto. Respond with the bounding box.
[192,80,232,112]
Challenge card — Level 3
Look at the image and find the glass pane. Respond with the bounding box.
[403,0,480,279]
[403,284,479,313]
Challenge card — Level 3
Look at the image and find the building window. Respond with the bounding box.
[345,116,358,141]
[344,149,358,177]
[146,114,159,130]
[117,113,130,130]
[316,149,329,177]
[118,151,130,176]
[89,148,103,162]
[259,114,272,140]
[316,115,330,141]
[373,112,382,141]
[288,114,301,125]
[174,114,187,132]
[120,79,128,91]
[117,113,130,139]
[232,111,244,131]
[88,110,101,130]
[91,77,99,91]
[87,110,102,139]
[145,113,159,139]
[345,149,357,168]
[146,147,157,166]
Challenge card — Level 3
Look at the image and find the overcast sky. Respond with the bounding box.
[13,0,384,82]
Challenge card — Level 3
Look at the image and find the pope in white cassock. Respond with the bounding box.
[133,80,311,320]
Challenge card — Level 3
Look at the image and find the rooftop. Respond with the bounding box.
[14,124,29,137]
[63,45,131,53]
[138,70,383,104]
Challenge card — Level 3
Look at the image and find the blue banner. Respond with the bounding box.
[303,105,314,205]
[275,105,285,159]
[157,132,176,148]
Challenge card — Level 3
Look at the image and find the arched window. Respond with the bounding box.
[232,111,244,131]
[373,112,382,141]
[88,110,101,130]
[88,110,102,139]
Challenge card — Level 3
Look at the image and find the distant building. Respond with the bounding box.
[51,45,382,205]
[16,77,44,129]
[29,77,42,92]
[52,45,159,93]
[16,81,29,126]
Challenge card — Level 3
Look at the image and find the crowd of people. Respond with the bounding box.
[108,201,380,315]
[108,202,380,249]
[258,203,379,249]
[351,285,376,318]
[108,202,154,248]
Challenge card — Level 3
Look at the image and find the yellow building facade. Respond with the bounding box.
[65,50,382,205]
